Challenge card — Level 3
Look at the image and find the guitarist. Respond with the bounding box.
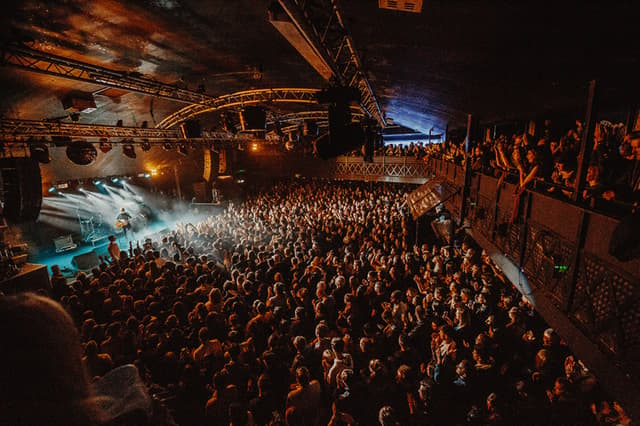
[116,208,133,238]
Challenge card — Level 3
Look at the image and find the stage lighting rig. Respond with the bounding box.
[99,138,112,153]
[122,142,136,159]
[66,140,97,165]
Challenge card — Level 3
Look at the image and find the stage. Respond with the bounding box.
[32,220,173,277]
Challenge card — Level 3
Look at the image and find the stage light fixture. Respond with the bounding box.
[150,168,158,176]
[30,141,51,163]
[177,143,188,156]
[123,143,136,159]
[163,141,173,150]
[111,177,120,183]
[140,139,151,151]
[99,138,112,153]
[66,140,97,165]
[144,173,151,178]
[93,179,103,186]
[48,186,56,193]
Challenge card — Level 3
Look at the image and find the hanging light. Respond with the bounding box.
[163,140,174,150]
[99,138,112,153]
[140,139,151,151]
[30,140,51,163]
[66,140,97,165]
[177,142,188,156]
[122,142,136,159]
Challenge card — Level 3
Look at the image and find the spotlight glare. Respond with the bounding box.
[150,168,158,176]
[144,173,151,178]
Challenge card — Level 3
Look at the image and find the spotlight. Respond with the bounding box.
[144,173,151,178]
[163,141,173,150]
[177,143,188,156]
[30,142,51,163]
[111,177,120,183]
[140,139,151,151]
[48,186,56,193]
[123,143,136,159]
[150,168,158,176]
[66,140,97,165]
[251,142,259,152]
[99,138,112,153]
[93,179,103,186]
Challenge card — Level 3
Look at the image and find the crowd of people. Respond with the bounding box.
[350,120,640,215]
[428,120,638,213]
[2,180,632,425]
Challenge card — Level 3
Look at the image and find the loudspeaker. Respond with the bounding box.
[71,250,100,270]
[180,120,202,138]
[0,158,42,223]
[240,107,266,135]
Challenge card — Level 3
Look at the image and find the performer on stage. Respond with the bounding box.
[115,208,133,238]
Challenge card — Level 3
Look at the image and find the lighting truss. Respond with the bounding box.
[266,108,364,127]
[277,0,385,127]
[1,43,212,104]
[0,118,251,143]
[156,88,321,129]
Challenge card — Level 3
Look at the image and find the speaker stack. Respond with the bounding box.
[0,158,42,223]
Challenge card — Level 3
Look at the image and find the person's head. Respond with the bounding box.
[295,366,311,387]
[378,406,399,426]
[0,293,101,425]
[108,235,116,242]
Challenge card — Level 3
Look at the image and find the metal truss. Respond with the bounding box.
[266,108,364,127]
[1,44,212,104]
[277,0,385,127]
[0,118,249,143]
[157,88,321,129]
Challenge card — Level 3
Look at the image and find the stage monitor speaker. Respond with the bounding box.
[71,250,100,270]
[0,158,42,223]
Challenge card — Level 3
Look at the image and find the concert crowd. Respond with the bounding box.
[1,180,632,425]
[361,120,640,214]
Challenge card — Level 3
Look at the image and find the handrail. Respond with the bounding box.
[423,156,634,218]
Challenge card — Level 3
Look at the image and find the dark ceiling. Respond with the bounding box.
[1,0,638,135]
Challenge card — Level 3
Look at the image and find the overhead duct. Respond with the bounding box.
[268,3,334,80]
